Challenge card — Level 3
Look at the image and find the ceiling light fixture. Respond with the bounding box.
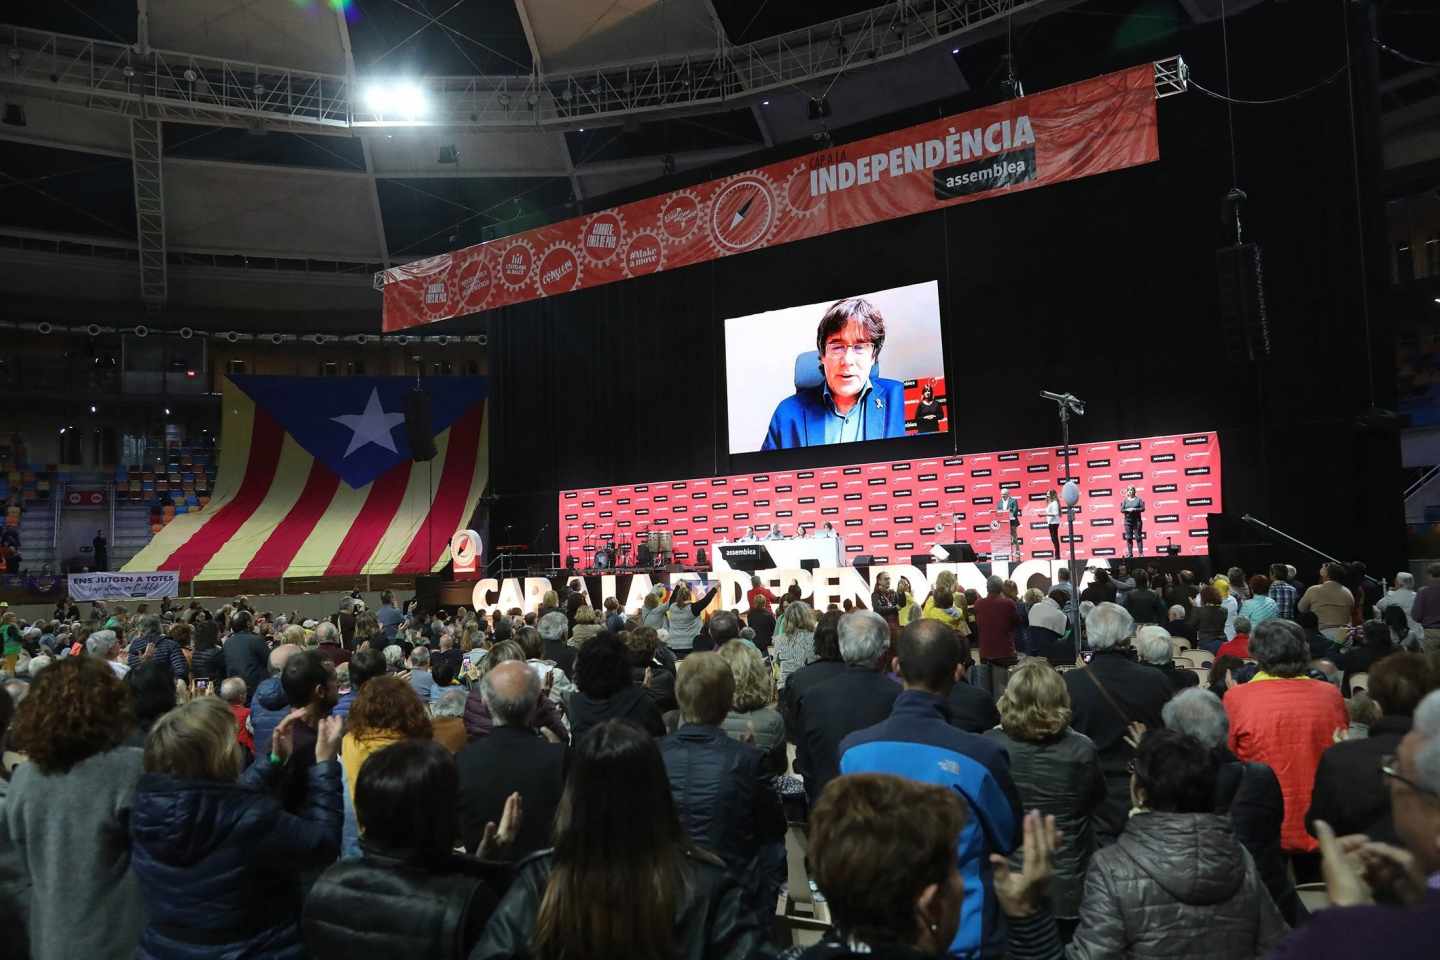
[363,81,428,119]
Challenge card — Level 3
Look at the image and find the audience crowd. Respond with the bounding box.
[0,561,1438,960]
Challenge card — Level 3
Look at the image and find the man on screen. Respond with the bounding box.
[761,298,907,450]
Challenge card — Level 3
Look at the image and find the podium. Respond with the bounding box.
[716,543,777,572]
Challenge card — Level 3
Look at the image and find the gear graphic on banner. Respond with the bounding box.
[420,252,460,320]
[496,239,537,290]
[449,251,496,313]
[708,173,779,254]
[621,230,665,278]
[783,163,827,219]
[579,210,626,266]
[537,241,584,297]
[659,190,704,246]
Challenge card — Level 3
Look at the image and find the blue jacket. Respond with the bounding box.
[762,377,907,450]
[129,759,342,960]
[250,677,290,762]
[839,690,1022,960]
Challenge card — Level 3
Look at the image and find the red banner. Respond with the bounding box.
[559,431,1221,566]
[382,64,1159,331]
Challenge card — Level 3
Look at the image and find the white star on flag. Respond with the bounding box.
[331,388,407,458]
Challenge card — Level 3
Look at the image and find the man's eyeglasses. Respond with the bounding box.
[1380,754,1440,801]
[823,341,875,360]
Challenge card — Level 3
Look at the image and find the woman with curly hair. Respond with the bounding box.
[716,639,786,776]
[339,675,433,805]
[984,659,1104,941]
[3,655,146,960]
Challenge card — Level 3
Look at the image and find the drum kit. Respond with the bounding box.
[581,527,672,572]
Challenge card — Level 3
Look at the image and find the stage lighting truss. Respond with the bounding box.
[0,8,1189,134]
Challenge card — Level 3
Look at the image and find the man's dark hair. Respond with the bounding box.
[896,620,961,692]
[126,659,179,727]
[348,648,386,688]
[230,610,253,633]
[574,632,631,699]
[493,617,513,645]
[1132,729,1218,814]
[381,590,394,605]
[1269,563,1288,582]
[281,650,329,708]
[1092,568,1111,585]
[1367,653,1435,718]
[1048,588,1070,607]
[355,739,459,863]
[1133,570,1149,589]
[1057,567,1071,581]
[708,610,741,645]
[1296,609,1320,631]
[1323,562,1346,582]
[816,297,886,359]
[432,659,457,689]
[813,610,842,661]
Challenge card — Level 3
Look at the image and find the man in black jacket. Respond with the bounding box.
[1122,570,1168,626]
[1163,685,1297,923]
[659,652,784,872]
[1063,602,1174,844]
[780,611,845,743]
[223,610,269,704]
[795,611,901,805]
[944,628,1000,733]
[1306,652,1436,844]
[457,661,567,859]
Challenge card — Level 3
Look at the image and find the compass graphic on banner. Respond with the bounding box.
[709,175,778,253]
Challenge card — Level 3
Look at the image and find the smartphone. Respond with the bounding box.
[195,678,211,694]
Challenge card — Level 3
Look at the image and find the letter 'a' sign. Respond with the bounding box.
[451,529,482,578]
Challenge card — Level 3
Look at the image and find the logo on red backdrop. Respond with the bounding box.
[660,192,701,243]
[582,212,623,264]
[498,240,535,289]
[455,253,494,311]
[538,243,582,296]
[450,529,482,577]
[624,233,663,277]
[66,489,107,508]
[710,175,777,252]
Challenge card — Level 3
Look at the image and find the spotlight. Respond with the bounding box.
[164,407,170,416]
[2,103,25,127]
[123,65,135,78]
[760,99,770,106]
[183,68,197,82]
[90,405,96,413]
[363,81,427,118]
[807,96,831,120]
[436,144,460,164]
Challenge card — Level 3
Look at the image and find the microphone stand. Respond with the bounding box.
[1042,391,1086,656]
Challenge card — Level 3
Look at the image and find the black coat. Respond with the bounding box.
[128,760,342,960]
[1214,749,1297,924]
[568,684,666,742]
[946,680,1000,733]
[304,846,502,960]
[1063,650,1173,841]
[779,658,847,744]
[541,637,575,677]
[794,666,901,804]
[456,727,566,860]
[1123,588,1168,625]
[471,849,763,960]
[190,645,225,683]
[747,608,776,653]
[224,631,270,702]
[1306,715,1411,842]
[1151,661,1201,692]
[659,725,785,870]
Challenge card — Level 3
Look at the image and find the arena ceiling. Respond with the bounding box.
[0,0,1434,325]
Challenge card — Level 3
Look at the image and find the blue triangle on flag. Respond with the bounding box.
[229,376,487,489]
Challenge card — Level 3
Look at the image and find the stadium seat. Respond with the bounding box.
[1180,649,1213,669]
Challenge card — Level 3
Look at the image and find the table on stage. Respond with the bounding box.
[710,535,841,572]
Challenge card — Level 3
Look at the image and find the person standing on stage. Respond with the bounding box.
[1121,485,1145,558]
[1044,490,1062,556]
[92,528,109,571]
[997,490,1021,558]
[914,381,944,433]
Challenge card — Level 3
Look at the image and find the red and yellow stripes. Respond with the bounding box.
[122,379,488,581]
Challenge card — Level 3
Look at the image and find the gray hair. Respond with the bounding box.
[481,665,541,727]
[1162,687,1230,750]
[26,655,52,677]
[139,614,161,636]
[1412,689,1440,793]
[409,646,430,667]
[537,611,569,643]
[1396,571,1414,590]
[219,677,247,703]
[1168,605,1186,621]
[1134,625,1173,666]
[85,629,119,658]
[382,644,404,668]
[313,620,338,645]
[837,611,889,668]
[986,574,1004,595]
[1233,616,1251,635]
[432,687,469,719]
[1085,602,1133,652]
[1250,619,1309,677]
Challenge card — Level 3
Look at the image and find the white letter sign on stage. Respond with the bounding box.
[451,529,482,576]
[68,571,180,601]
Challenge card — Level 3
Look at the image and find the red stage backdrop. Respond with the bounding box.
[382,64,1159,331]
[559,432,1221,566]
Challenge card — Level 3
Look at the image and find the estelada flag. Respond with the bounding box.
[123,376,487,581]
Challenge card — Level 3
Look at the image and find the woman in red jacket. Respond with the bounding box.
[1224,619,1347,859]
